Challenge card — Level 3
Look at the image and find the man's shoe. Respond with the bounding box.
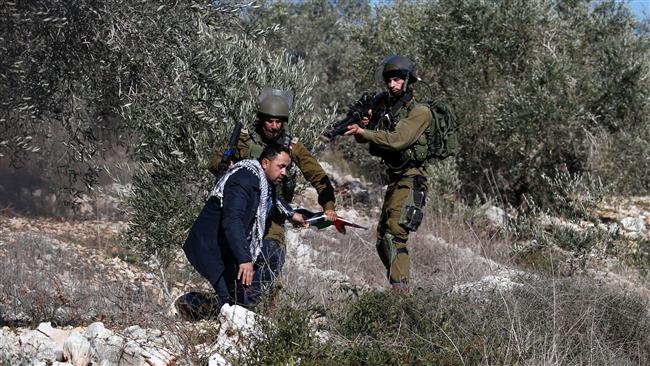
[175,292,222,321]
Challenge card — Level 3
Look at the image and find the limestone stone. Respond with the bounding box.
[63,332,91,366]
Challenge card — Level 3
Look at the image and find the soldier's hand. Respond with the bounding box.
[344,124,365,137]
[291,213,309,228]
[361,109,373,126]
[324,209,337,222]
[238,262,254,286]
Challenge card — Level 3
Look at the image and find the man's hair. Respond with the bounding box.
[259,144,291,163]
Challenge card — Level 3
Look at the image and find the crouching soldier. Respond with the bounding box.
[208,88,338,299]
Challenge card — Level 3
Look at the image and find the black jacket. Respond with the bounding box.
[183,168,291,297]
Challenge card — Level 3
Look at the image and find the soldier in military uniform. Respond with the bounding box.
[344,55,433,291]
[209,88,337,304]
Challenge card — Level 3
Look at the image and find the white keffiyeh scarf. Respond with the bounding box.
[209,159,269,262]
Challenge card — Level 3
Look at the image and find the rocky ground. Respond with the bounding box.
[1,164,649,365]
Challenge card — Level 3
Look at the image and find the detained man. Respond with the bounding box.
[182,144,306,313]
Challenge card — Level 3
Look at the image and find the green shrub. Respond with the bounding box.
[592,129,650,195]
[241,306,323,365]
[540,170,606,220]
[330,280,650,365]
[623,238,650,276]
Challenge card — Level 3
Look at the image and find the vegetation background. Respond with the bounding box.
[2,0,650,364]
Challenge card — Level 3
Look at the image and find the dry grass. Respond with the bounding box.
[279,197,516,304]
[0,231,167,328]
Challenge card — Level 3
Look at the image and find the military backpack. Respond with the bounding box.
[370,94,460,168]
[425,100,459,160]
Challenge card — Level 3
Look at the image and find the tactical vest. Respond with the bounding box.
[241,130,298,202]
[369,96,429,171]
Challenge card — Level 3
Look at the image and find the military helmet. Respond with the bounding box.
[257,88,294,121]
[374,55,419,84]
[258,95,290,119]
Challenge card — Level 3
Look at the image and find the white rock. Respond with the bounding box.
[36,322,69,343]
[18,328,59,362]
[141,343,176,366]
[89,325,177,366]
[92,334,131,365]
[211,304,261,358]
[315,330,331,343]
[121,339,145,365]
[0,329,13,360]
[452,273,524,300]
[208,352,232,366]
[128,326,178,365]
[63,332,91,366]
[620,217,646,233]
[123,325,147,339]
[84,322,113,341]
[483,205,507,227]
[219,304,259,338]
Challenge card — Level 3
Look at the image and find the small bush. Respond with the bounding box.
[241,305,323,365]
[623,238,650,276]
[541,169,606,220]
[427,158,461,213]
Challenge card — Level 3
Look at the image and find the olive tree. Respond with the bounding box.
[103,2,326,265]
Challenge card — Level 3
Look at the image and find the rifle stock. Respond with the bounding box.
[216,121,243,178]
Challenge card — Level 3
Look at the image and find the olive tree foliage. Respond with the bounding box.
[102,2,324,264]
[440,0,649,206]
[349,0,650,209]
[0,1,122,205]
[247,0,372,105]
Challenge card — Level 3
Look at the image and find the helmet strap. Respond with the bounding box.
[402,75,410,93]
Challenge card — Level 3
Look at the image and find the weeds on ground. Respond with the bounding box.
[240,305,324,365]
[508,204,650,278]
[426,158,461,214]
[541,170,606,220]
[505,172,625,275]
[241,278,650,365]
[623,238,650,277]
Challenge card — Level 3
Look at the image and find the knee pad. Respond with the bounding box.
[376,233,397,269]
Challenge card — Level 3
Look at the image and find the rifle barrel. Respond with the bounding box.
[321,113,364,141]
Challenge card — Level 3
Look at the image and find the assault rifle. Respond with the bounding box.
[320,92,384,141]
[215,121,243,178]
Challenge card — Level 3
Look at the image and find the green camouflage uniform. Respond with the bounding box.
[359,94,432,285]
[209,130,336,246]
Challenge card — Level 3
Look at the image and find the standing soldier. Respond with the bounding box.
[344,55,433,292]
[209,88,337,304]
